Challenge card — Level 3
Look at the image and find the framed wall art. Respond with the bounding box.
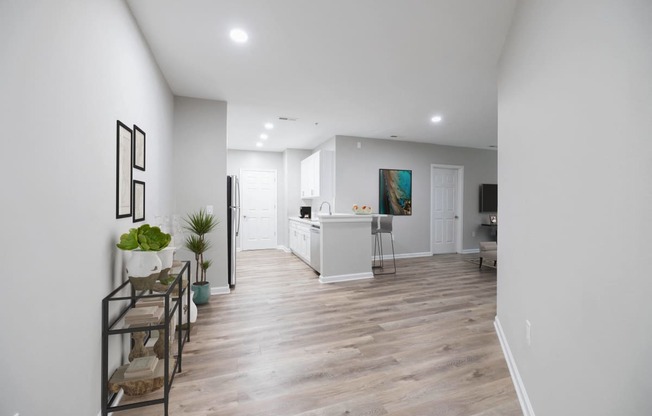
[379,169,412,216]
[133,180,145,222]
[133,124,146,171]
[116,120,133,218]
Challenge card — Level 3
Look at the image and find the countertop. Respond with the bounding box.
[289,217,319,226]
[318,213,374,223]
[289,213,377,225]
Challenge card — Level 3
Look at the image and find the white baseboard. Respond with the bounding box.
[210,286,231,295]
[396,251,432,259]
[461,248,480,254]
[372,251,432,261]
[494,316,535,416]
[277,245,291,253]
[319,271,374,284]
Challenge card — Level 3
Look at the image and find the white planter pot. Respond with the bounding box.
[124,250,162,290]
[181,288,198,325]
[175,288,197,326]
[156,247,176,270]
[189,288,198,323]
[125,250,162,277]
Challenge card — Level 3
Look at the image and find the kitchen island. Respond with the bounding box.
[318,213,374,283]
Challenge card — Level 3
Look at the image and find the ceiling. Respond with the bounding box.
[126,0,516,152]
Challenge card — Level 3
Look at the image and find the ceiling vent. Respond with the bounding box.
[278,116,298,121]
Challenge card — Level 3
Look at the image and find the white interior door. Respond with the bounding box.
[431,166,462,254]
[240,169,277,250]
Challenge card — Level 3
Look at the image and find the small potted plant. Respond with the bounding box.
[117,224,172,290]
[183,209,219,304]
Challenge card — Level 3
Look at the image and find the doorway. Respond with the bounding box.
[240,169,278,250]
[431,165,464,254]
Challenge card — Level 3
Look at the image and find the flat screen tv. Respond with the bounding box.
[479,184,497,213]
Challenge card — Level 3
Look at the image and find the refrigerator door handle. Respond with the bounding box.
[235,207,241,236]
[235,177,240,207]
[235,177,241,236]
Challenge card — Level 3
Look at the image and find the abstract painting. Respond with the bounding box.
[379,169,412,215]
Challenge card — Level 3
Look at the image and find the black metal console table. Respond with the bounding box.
[101,260,191,416]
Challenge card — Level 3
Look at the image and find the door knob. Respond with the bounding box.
[454,215,459,219]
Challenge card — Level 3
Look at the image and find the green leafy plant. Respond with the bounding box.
[201,259,213,273]
[183,209,219,284]
[116,224,171,251]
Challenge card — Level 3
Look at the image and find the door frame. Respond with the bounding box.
[239,168,278,250]
[430,164,464,254]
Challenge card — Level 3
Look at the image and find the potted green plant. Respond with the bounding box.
[117,224,172,290]
[183,209,219,304]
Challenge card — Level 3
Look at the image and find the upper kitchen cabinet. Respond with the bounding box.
[300,150,333,199]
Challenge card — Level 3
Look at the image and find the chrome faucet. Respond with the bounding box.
[319,201,332,215]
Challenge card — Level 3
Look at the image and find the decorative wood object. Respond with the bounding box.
[108,361,166,396]
[128,331,149,362]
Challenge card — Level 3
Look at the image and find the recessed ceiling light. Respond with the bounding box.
[255,142,263,147]
[431,115,443,123]
[229,28,248,43]
[264,123,274,130]
[260,134,268,140]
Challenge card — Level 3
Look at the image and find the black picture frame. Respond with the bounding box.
[133,180,145,223]
[116,120,133,219]
[379,168,412,216]
[133,124,146,171]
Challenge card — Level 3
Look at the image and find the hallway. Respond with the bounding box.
[121,250,520,415]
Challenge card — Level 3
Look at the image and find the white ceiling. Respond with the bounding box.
[126,0,516,152]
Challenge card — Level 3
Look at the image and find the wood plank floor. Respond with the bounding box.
[118,250,521,416]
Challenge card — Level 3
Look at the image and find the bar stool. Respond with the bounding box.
[372,215,396,275]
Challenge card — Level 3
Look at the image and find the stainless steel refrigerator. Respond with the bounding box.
[227,175,240,287]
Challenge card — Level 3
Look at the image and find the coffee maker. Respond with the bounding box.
[300,206,312,219]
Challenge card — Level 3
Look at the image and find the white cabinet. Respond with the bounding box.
[300,150,332,199]
[289,219,311,263]
[300,157,312,199]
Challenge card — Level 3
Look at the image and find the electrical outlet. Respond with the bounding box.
[14,413,20,416]
[525,320,532,346]
[357,142,361,149]
[472,231,476,237]
[206,205,214,215]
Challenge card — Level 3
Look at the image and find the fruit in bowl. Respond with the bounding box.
[352,205,372,214]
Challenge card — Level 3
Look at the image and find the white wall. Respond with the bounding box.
[497,1,652,415]
[334,136,497,254]
[0,1,174,415]
[173,96,228,290]
[227,150,285,247]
